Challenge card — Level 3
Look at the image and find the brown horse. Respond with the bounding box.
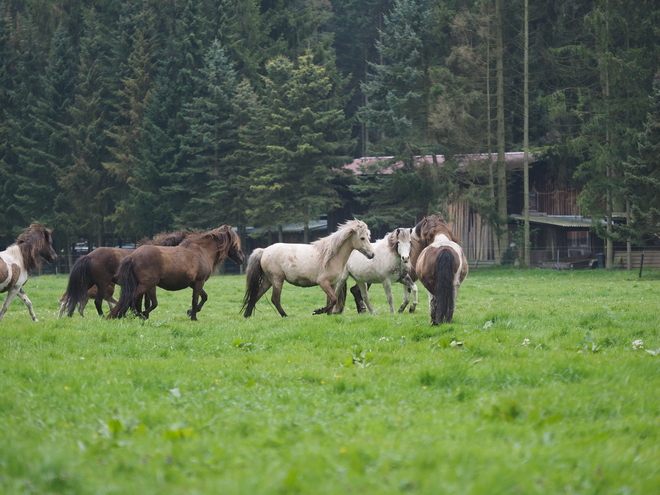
[0,223,58,321]
[414,214,468,325]
[60,230,194,317]
[109,226,244,320]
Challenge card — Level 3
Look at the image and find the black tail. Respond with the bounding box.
[241,250,264,317]
[333,280,348,314]
[64,255,93,317]
[108,258,137,319]
[433,249,456,324]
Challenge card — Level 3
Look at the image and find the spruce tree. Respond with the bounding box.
[624,70,660,242]
[246,49,354,238]
[177,39,239,229]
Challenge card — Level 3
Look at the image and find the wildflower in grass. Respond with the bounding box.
[521,338,531,346]
[632,339,644,350]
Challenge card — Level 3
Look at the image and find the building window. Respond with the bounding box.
[529,192,537,212]
[567,230,589,248]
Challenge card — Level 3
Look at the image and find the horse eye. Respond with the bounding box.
[361,237,366,241]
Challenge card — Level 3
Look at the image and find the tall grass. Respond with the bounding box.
[1,268,659,494]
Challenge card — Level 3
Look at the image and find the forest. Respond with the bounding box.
[1,0,659,264]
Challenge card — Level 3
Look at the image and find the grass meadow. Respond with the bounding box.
[0,267,659,494]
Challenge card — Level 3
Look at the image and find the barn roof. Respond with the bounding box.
[510,214,595,228]
[344,152,539,175]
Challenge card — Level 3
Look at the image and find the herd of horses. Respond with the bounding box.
[0,214,468,326]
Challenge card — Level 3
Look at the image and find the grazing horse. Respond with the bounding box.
[0,223,58,321]
[241,219,375,317]
[60,230,194,317]
[335,228,416,315]
[109,226,244,321]
[414,217,468,325]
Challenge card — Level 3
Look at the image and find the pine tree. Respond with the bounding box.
[177,39,240,229]
[624,70,660,242]
[103,6,158,235]
[56,7,119,246]
[246,49,354,238]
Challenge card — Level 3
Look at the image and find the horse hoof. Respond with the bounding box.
[187,309,192,317]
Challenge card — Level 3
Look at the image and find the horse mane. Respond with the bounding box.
[140,229,200,247]
[386,228,410,254]
[181,225,240,267]
[313,219,368,267]
[414,214,460,246]
[15,223,52,272]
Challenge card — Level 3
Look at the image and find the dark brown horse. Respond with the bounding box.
[413,214,468,325]
[0,223,58,321]
[109,226,244,320]
[60,230,194,317]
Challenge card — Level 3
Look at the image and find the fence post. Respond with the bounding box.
[638,251,645,279]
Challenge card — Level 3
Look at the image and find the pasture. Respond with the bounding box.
[1,268,659,494]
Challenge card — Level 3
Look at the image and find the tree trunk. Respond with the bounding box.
[495,0,507,264]
[523,0,530,267]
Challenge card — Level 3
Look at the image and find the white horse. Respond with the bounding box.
[241,219,375,317]
[0,223,58,322]
[342,228,417,315]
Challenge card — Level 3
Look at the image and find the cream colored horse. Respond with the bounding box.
[242,219,375,317]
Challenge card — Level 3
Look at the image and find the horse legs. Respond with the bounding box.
[312,280,338,315]
[188,284,207,321]
[0,287,20,321]
[398,274,418,313]
[17,288,38,321]
[270,280,288,317]
[357,281,376,315]
[349,284,368,313]
[381,279,395,314]
[141,289,158,319]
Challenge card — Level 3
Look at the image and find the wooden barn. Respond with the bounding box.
[344,153,611,267]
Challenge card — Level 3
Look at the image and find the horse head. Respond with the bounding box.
[212,226,245,266]
[350,220,375,260]
[227,230,245,266]
[17,223,57,270]
[392,228,412,264]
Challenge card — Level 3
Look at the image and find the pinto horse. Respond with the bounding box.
[109,226,244,321]
[60,230,194,317]
[241,219,375,317]
[335,228,417,315]
[0,223,58,321]
[414,216,468,325]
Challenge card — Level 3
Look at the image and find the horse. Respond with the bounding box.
[414,216,468,325]
[0,223,58,322]
[334,228,417,315]
[109,226,244,321]
[58,285,118,318]
[59,230,194,317]
[241,219,375,318]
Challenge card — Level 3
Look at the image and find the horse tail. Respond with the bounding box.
[64,255,93,317]
[241,249,264,317]
[434,249,456,324]
[108,258,137,319]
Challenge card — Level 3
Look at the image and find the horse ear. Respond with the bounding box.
[396,228,400,235]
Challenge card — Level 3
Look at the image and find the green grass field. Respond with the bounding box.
[1,268,659,494]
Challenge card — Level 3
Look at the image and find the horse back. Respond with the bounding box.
[261,243,321,287]
[0,248,25,293]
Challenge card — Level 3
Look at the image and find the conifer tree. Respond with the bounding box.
[624,70,660,242]
[56,7,119,247]
[246,49,354,239]
[177,39,240,228]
